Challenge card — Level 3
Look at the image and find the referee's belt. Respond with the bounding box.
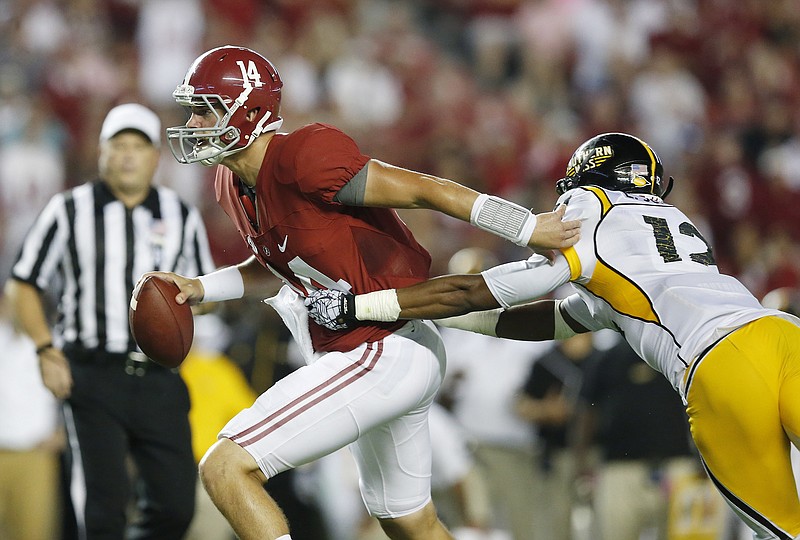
[63,345,170,375]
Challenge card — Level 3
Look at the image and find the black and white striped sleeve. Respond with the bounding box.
[11,193,69,290]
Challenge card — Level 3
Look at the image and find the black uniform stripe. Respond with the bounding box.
[93,183,107,349]
[192,232,202,275]
[171,202,190,273]
[125,208,136,352]
[15,181,215,354]
[64,193,83,341]
[27,220,59,286]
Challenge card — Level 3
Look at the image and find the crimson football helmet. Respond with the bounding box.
[167,46,283,166]
[556,133,673,199]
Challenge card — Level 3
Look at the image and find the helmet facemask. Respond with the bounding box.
[167,91,243,166]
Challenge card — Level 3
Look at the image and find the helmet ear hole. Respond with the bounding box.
[245,108,260,122]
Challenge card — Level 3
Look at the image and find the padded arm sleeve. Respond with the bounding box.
[481,254,572,308]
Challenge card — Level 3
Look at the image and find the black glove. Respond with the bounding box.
[304,289,357,330]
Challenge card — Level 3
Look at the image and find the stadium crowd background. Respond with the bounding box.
[2,0,800,297]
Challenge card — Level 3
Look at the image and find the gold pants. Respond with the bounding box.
[686,316,800,539]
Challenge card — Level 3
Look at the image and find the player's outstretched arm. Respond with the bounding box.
[306,274,499,328]
[361,159,580,249]
[307,282,589,346]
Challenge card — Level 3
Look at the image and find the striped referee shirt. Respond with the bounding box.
[11,180,216,354]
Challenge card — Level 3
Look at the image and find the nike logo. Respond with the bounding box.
[278,235,288,252]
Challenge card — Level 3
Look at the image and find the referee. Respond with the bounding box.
[4,103,216,540]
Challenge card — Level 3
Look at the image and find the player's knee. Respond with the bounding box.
[378,502,443,539]
[199,438,264,492]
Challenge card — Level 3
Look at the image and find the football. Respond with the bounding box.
[129,275,194,368]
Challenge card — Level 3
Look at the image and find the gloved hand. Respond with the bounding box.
[304,289,357,330]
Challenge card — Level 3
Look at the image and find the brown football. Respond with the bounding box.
[129,275,193,368]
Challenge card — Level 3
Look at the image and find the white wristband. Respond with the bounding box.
[435,309,501,337]
[553,299,578,339]
[355,289,401,322]
[470,194,538,247]
[198,266,244,303]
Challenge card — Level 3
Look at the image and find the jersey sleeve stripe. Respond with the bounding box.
[561,246,582,281]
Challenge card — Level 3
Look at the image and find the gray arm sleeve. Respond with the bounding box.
[333,163,369,206]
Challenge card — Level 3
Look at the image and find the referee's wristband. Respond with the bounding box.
[198,266,245,303]
[36,342,54,355]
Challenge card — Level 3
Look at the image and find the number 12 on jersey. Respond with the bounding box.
[643,215,715,266]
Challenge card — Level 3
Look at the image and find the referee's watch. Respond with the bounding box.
[36,342,54,355]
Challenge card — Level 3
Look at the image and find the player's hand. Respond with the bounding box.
[528,205,581,250]
[39,347,73,400]
[136,271,204,306]
[304,289,357,330]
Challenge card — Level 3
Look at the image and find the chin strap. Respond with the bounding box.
[661,176,675,199]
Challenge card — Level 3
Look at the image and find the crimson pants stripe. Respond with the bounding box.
[232,340,384,448]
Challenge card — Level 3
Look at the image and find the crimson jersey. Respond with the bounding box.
[215,123,432,352]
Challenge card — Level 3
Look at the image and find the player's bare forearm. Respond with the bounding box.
[496,300,557,341]
[496,300,589,341]
[363,160,581,250]
[363,159,478,219]
[395,274,500,320]
[238,256,281,297]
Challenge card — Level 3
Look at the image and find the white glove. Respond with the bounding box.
[304,289,356,331]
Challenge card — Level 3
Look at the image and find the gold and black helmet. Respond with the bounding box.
[556,132,673,199]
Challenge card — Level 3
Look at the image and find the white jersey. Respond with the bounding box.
[482,186,792,400]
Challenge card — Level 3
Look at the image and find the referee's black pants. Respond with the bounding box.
[63,348,196,540]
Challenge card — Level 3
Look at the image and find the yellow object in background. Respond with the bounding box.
[668,472,726,540]
[181,347,258,462]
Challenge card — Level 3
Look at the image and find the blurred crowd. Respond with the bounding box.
[2,0,800,295]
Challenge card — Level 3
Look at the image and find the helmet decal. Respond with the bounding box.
[567,144,614,177]
[629,163,650,188]
[236,60,264,89]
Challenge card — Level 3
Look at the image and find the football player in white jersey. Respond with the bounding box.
[306,133,800,540]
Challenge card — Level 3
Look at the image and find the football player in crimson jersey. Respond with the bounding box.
[307,133,800,540]
[142,45,580,540]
